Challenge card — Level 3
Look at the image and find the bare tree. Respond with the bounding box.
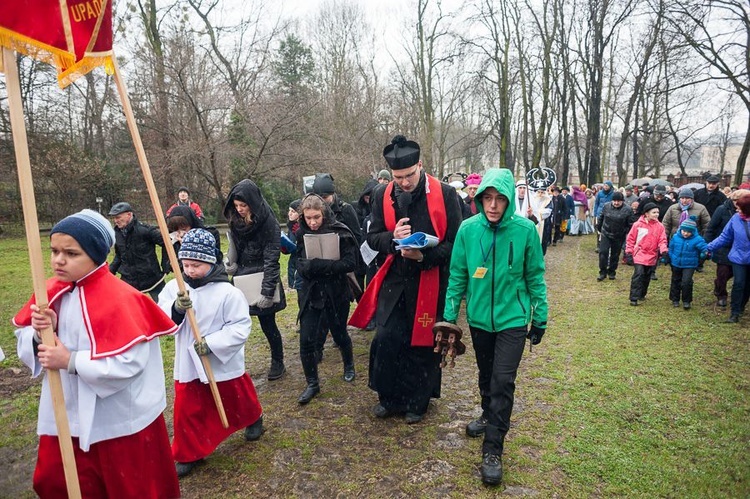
[665,0,750,184]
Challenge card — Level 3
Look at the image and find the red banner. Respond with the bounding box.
[0,0,113,87]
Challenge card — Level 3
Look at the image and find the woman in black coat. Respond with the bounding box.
[224,180,287,380]
[294,194,358,405]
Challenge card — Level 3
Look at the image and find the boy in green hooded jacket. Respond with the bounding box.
[443,167,548,485]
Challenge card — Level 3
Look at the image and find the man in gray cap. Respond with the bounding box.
[623,185,638,207]
[662,188,711,239]
[109,202,169,300]
[693,174,727,217]
[637,184,674,220]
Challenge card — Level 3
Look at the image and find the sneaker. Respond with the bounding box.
[608,274,616,280]
[267,359,286,380]
[405,412,424,424]
[726,315,739,323]
[175,460,200,478]
[372,403,392,418]
[466,416,488,438]
[244,416,265,441]
[718,298,727,307]
[597,273,606,281]
[672,301,680,308]
[480,453,503,485]
[630,300,638,306]
[683,302,691,310]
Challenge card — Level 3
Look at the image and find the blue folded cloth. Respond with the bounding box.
[280,233,297,254]
[394,232,439,250]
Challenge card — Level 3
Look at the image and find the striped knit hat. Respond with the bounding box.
[679,217,698,234]
[51,209,115,265]
[178,228,217,264]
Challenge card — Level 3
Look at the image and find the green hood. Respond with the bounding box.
[475,168,516,225]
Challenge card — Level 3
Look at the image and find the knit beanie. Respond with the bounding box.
[50,209,115,265]
[678,188,694,199]
[377,169,392,181]
[312,174,336,195]
[465,173,483,186]
[178,228,217,264]
[679,217,698,234]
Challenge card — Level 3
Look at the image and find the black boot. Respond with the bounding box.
[298,353,320,405]
[268,358,286,380]
[340,341,355,382]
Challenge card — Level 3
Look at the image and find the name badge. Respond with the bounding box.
[472,267,488,279]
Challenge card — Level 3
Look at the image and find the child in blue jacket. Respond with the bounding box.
[666,217,708,309]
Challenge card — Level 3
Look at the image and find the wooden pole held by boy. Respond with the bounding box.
[110,57,229,428]
[2,47,83,499]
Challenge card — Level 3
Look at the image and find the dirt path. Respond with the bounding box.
[0,234,582,498]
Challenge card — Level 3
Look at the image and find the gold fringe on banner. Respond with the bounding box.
[0,27,76,71]
[58,53,114,87]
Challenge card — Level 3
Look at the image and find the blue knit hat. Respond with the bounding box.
[178,228,217,264]
[679,217,698,234]
[50,209,115,265]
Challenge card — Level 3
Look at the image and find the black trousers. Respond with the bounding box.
[470,326,527,456]
[553,224,564,243]
[630,264,654,301]
[713,263,734,300]
[598,236,623,276]
[257,313,284,362]
[669,266,696,303]
[300,301,351,357]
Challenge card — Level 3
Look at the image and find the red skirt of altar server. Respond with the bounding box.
[34,414,179,499]
[172,373,262,462]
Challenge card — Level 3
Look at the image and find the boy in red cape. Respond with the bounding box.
[13,209,179,498]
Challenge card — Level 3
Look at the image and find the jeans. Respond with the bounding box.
[470,326,527,456]
[730,263,750,316]
[599,236,623,276]
[630,264,654,301]
[669,266,696,303]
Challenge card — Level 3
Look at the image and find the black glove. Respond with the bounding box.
[527,325,545,346]
[660,253,671,265]
[296,258,311,277]
[624,253,634,266]
[194,338,211,356]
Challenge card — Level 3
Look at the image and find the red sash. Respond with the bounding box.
[13,265,177,358]
[349,174,447,346]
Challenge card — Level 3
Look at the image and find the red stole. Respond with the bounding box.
[13,264,177,359]
[349,174,447,346]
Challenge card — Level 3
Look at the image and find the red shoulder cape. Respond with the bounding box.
[13,264,177,359]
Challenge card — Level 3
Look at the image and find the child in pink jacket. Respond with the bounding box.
[625,202,668,306]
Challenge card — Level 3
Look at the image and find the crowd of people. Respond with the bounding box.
[12,138,750,493]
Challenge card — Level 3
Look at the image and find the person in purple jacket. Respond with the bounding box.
[707,193,750,323]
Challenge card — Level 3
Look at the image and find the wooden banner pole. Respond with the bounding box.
[2,47,82,499]
[110,57,228,428]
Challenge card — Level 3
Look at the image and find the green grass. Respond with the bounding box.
[1,233,748,497]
